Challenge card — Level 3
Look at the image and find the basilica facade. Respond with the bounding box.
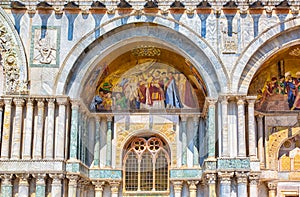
[0,0,300,196]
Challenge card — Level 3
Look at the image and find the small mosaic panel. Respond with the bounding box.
[170,169,202,179]
[30,26,60,67]
[217,158,250,170]
[89,169,122,179]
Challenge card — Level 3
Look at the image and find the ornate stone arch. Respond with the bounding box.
[231,16,300,94]
[0,8,28,95]
[53,14,228,98]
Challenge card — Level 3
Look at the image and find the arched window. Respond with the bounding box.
[123,137,169,193]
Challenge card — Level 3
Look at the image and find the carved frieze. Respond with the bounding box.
[217,158,250,170]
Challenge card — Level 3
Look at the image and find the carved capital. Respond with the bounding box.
[187,180,199,190]
[171,181,183,192]
[180,114,188,121]
[67,174,80,186]
[206,97,217,107]
[1,174,13,185]
[267,182,277,190]
[47,98,56,107]
[56,97,69,105]
[70,100,80,110]
[205,173,216,184]
[33,173,46,185]
[36,98,45,108]
[109,181,120,193]
[3,98,12,106]
[106,115,113,122]
[235,172,248,184]
[249,173,260,185]
[218,172,234,184]
[26,98,34,107]
[219,95,229,104]
[92,180,105,191]
[49,174,64,185]
[236,97,245,105]
[16,174,30,186]
[246,96,257,106]
[13,98,25,107]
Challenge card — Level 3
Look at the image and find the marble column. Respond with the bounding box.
[93,181,105,197]
[110,181,120,197]
[172,181,183,197]
[50,174,64,197]
[220,96,229,157]
[205,173,216,197]
[45,98,56,159]
[267,182,277,197]
[1,98,12,159]
[236,172,248,197]
[0,100,4,145]
[207,98,217,158]
[181,115,187,166]
[22,98,34,159]
[82,114,88,164]
[17,174,30,197]
[1,174,12,197]
[199,117,205,164]
[218,172,233,197]
[237,97,246,157]
[55,97,68,160]
[33,99,45,159]
[257,115,265,168]
[188,181,198,197]
[193,116,200,166]
[67,174,79,197]
[69,101,80,160]
[94,117,101,167]
[247,96,257,159]
[11,98,24,159]
[249,173,260,197]
[34,173,46,197]
[106,115,113,167]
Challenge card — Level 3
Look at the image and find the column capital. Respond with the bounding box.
[109,181,120,194]
[26,98,35,106]
[106,115,113,122]
[256,114,264,120]
[236,97,245,105]
[92,180,105,191]
[70,100,81,109]
[180,114,188,121]
[235,172,248,184]
[49,173,64,185]
[192,115,200,122]
[56,96,69,105]
[1,174,13,185]
[13,98,25,107]
[218,172,234,184]
[206,97,217,106]
[267,181,277,190]
[36,98,45,107]
[205,173,217,184]
[246,96,257,105]
[249,173,260,185]
[16,174,30,186]
[3,98,12,105]
[171,180,183,191]
[187,180,199,190]
[33,173,46,185]
[47,98,56,103]
[219,95,229,104]
[66,174,80,186]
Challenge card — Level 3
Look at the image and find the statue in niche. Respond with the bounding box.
[90,62,199,112]
[34,32,56,64]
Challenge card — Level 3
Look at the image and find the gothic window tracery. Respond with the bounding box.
[278,135,300,171]
[123,137,169,193]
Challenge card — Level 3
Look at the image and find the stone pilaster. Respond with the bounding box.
[11,98,24,159]
[218,172,233,197]
[17,174,30,197]
[188,181,199,197]
[55,97,68,160]
[33,99,45,159]
[236,172,248,197]
[94,116,101,167]
[257,115,264,168]
[1,174,13,197]
[67,174,80,197]
[193,116,200,166]
[207,98,217,158]
[34,173,46,197]
[45,98,56,159]
[205,173,216,197]
[172,181,183,197]
[69,100,80,160]
[92,180,105,197]
[181,115,187,166]
[249,173,260,197]
[247,96,257,159]
[106,115,113,167]
[236,97,246,157]
[1,98,12,159]
[50,174,64,197]
[0,100,4,148]
[220,96,229,157]
[22,98,34,159]
[267,182,277,197]
[109,181,120,197]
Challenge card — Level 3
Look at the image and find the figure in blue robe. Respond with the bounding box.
[165,72,183,108]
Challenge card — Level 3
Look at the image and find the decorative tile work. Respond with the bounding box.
[30,26,60,67]
[170,169,202,179]
[217,158,250,170]
[89,169,122,179]
[0,161,64,173]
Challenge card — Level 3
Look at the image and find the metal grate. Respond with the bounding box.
[125,151,138,191]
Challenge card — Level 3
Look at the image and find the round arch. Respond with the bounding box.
[53,14,228,98]
[232,16,300,94]
[0,7,28,95]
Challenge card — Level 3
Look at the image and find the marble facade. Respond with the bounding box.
[0,0,300,196]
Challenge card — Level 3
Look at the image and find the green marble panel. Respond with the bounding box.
[89,169,122,179]
[217,158,250,170]
[66,163,80,172]
[170,169,202,179]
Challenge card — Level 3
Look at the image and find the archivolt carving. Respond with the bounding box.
[0,8,28,95]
